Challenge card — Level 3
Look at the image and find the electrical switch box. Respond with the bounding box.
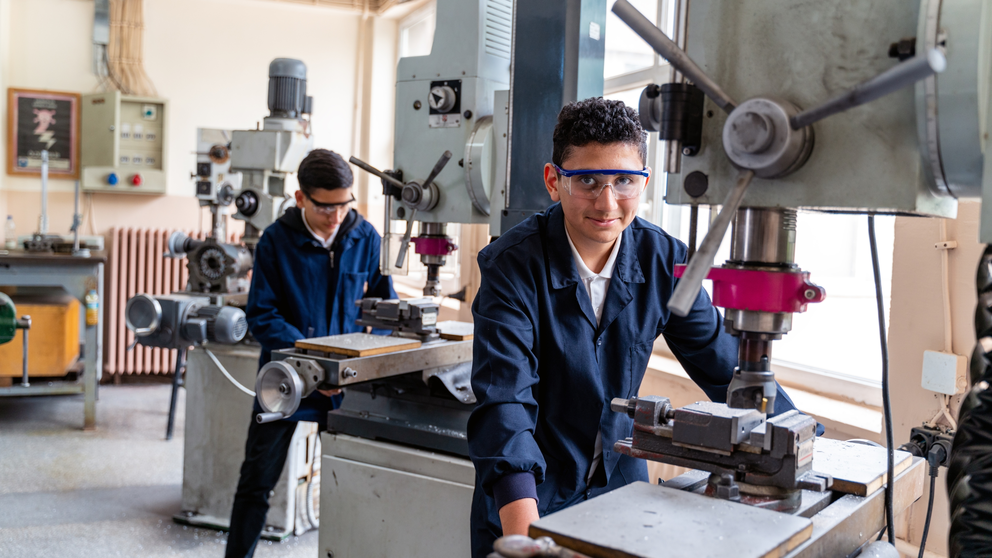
[921,350,968,395]
[81,91,167,194]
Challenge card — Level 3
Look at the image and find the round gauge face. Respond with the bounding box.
[428,86,456,112]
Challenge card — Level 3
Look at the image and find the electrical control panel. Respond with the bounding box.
[81,91,167,194]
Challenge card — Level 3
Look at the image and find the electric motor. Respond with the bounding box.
[124,293,247,349]
[267,58,312,119]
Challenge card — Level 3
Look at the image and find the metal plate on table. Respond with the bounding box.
[529,481,813,558]
[812,438,912,496]
[437,320,474,341]
[295,332,421,357]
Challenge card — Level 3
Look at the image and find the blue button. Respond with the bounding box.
[107,173,119,186]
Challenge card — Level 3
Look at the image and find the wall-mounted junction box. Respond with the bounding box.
[81,91,167,194]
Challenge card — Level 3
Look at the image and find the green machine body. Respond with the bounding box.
[0,292,17,345]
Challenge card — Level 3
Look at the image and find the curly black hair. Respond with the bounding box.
[297,148,354,195]
[552,97,647,167]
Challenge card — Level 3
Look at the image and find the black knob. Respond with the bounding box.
[235,191,259,217]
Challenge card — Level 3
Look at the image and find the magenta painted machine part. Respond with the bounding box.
[412,236,458,256]
[674,264,826,314]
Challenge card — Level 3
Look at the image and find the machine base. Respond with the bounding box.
[319,433,474,558]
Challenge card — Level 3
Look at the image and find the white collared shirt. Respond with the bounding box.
[564,227,622,483]
[565,227,622,326]
[302,207,338,250]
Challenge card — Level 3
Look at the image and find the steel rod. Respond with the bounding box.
[612,0,737,113]
[791,49,946,129]
[348,156,406,189]
[395,209,417,269]
[20,319,29,388]
[39,150,49,234]
[668,170,754,317]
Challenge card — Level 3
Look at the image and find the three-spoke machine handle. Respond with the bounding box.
[611,0,946,316]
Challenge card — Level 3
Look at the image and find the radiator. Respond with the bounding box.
[106,228,239,376]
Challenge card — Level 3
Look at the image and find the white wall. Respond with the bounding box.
[0,0,396,239]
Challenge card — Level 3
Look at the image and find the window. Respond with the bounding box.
[398,2,436,59]
[604,0,662,79]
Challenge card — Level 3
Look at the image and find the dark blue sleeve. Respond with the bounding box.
[246,233,304,351]
[467,254,544,507]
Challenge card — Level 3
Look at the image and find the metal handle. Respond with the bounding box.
[255,412,285,424]
[422,150,453,191]
[395,209,418,268]
[348,156,406,190]
[790,49,946,129]
[668,170,755,317]
[612,0,737,113]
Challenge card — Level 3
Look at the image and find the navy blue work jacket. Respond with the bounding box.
[246,207,396,424]
[467,203,799,557]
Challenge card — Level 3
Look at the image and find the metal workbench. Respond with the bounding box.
[0,252,105,429]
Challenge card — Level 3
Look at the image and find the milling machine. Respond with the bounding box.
[124,59,322,540]
[497,1,992,557]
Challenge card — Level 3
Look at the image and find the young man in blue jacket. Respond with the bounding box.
[226,149,395,558]
[467,98,807,557]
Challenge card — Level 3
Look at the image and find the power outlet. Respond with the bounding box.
[902,425,953,468]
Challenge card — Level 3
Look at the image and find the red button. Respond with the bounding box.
[131,174,142,186]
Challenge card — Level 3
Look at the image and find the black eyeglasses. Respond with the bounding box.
[306,193,356,215]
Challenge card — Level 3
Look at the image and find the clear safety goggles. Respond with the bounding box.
[307,193,355,216]
[552,164,650,200]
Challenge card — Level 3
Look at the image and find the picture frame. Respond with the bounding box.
[6,88,81,179]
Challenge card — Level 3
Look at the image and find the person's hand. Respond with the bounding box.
[317,388,342,397]
[498,498,539,537]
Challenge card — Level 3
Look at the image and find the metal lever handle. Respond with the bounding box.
[791,49,946,129]
[668,170,755,317]
[612,0,737,113]
[255,412,285,424]
[392,151,452,268]
[422,150,453,191]
[348,156,406,190]
[395,209,418,268]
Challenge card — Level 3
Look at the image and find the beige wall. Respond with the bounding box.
[889,201,984,556]
[0,0,397,241]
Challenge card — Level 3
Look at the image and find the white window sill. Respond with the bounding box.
[644,354,882,442]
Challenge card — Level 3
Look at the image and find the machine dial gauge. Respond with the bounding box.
[428,86,457,113]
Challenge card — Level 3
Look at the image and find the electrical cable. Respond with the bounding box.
[918,465,938,558]
[204,348,256,397]
[102,48,128,94]
[869,213,895,545]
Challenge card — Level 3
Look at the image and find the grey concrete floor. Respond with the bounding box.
[0,384,317,557]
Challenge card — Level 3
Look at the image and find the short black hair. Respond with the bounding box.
[297,149,354,195]
[552,97,647,167]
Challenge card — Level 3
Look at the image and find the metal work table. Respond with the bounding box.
[0,252,105,429]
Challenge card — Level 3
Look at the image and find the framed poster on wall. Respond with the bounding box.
[6,88,81,179]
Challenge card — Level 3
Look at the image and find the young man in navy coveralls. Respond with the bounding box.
[226,149,395,558]
[467,98,809,557]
